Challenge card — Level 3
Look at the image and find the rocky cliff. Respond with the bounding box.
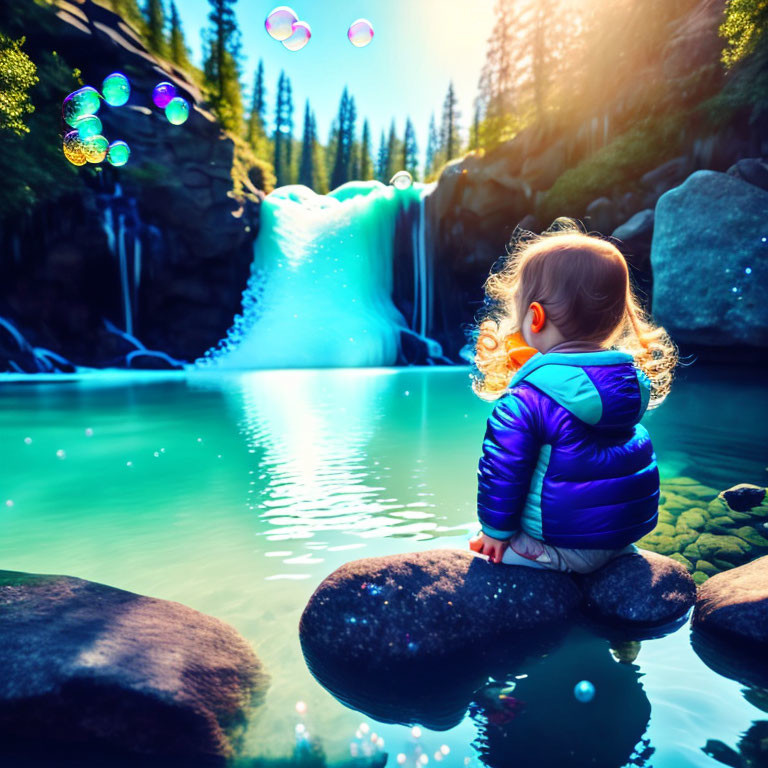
[0,0,263,368]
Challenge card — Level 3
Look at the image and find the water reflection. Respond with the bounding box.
[304,626,653,768]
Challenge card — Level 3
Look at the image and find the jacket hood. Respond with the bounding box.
[511,350,651,430]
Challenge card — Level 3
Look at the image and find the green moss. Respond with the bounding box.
[735,526,768,547]
[693,571,709,586]
[705,515,736,534]
[655,522,677,537]
[657,508,676,525]
[668,553,694,571]
[695,560,718,576]
[677,508,708,532]
[683,543,701,561]
[696,533,752,563]
[0,570,50,587]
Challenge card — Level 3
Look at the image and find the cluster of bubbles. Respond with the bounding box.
[264,6,374,50]
[573,679,595,703]
[265,6,312,51]
[62,73,190,168]
[152,81,190,125]
[62,74,132,168]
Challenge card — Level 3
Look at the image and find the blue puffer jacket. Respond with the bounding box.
[477,350,659,549]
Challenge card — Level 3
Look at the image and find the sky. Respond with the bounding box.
[173,0,496,169]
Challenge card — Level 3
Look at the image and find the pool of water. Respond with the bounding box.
[0,365,766,767]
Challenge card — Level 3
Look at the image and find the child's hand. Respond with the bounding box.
[469,533,509,564]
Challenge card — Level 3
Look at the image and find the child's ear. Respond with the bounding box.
[529,302,546,333]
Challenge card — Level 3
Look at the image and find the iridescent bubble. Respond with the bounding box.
[574,680,595,702]
[73,114,102,139]
[62,86,101,127]
[152,81,177,109]
[165,97,189,125]
[282,20,311,51]
[62,130,88,166]
[82,134,109,163]
[107,139,131,167]
[348,18,374,48]
[390,170,413,190]
[265,6,298,41]
[102,72,130,107]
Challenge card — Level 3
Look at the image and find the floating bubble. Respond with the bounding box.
[24,437,32,445]
[63,131,88,166]
[265,6,298,41]
[348,18,374,48]
[152,81,177,109]
[73,114,102,139]
[107,139,131,167]
[282,20,311,51]
[62,86,101,127]
[390,170,413,190]
[56,449,66,459]
[165,97,189,125]
[85,427,94,437]
[574,680,595,702]
[5,500,14,508]
[102,72,130,107]
[295,701,307,714]
[82,134,109,163]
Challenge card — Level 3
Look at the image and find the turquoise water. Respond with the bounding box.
[0,365,766,766]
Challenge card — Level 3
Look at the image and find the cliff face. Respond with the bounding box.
[425,0,767,357]
[0,0,262,367]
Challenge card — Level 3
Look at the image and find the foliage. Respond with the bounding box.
[168,0,192,70]
[423,114,439,179]
[298,101,317,189]
[538,113,687,223]
[231,134,275,196]
[440,81,460,163]
[272,71,294,186]
[359,120,373,181]
[144,0,167,58]
[720,0,768,67]
[330,88,357,189]
[0,34,38,135]
[384,121,402,182]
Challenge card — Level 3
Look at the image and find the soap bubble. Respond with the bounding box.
[574,680,595,703]
[73,114,102,139]
[282,20,311,51]
[107,140,131,167]
[83,134,109,163]
[102,72,130,107]
[265,6,298,41]
[390,170,413,190]
[152,81,177,109]
[62,86,101,127]
[348,19,374,48]
[165,97,189,125]
[62,131,88,166]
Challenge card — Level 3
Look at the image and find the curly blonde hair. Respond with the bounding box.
[472,221,677,406]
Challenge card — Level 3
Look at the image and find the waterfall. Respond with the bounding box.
[198,180,446,370]
[98,183,143,336]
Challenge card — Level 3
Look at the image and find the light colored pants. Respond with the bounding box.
[501,530,637,574]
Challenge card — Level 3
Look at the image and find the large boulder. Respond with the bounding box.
[0,570,267,761]
[692,556,768,648]
[651,170,768,347]
[579,550,696,626]
[300,550,581,670]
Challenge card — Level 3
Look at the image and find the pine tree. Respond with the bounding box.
[144,0,167,57]
[330,88,357,189]
[299,100,316,189]
[424,113,439,178]
[273,71,294,186]
[203,0,243,134]
[376,130,388,182]
[110,0,147,34]
[168,0,191,70]
[402,118,419,180]
[246,60,267,152]
[359,120,373,180]
[440,82,460,162]
[384,120,402,181]
[311,113,329,193]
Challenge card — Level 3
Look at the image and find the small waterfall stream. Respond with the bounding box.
[198,181,447,369]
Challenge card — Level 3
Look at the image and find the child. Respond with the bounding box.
[469,223,676,573]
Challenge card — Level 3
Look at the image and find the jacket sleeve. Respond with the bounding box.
[477,386,542,540]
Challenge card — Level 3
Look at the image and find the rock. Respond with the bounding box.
[721,483,767,512]
[300,550,581,671]
[727,158,768,193]
[612,209,654,244]
[585,197,616,234]
[693,556,768,648]
[641,157,689,197]
[579,550,696,626]
[0,570,267,760]
[651,170,768,347]
[521,139,567,191]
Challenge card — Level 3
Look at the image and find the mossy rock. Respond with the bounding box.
[661,478,718,500]
[638,533,678,555]
[705,515,736,535]
[720,484,767,512]
[696,534,752,564]
[708,498,753,522]
[683,543,701,561]
[692,571,709,585]
[660,491,694,513]
[734,526,768,548]
[677,508,708,531]
[695,560,719,576]
[654,522,677,537]
[658,508,676,525]
[669,552,694,571]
